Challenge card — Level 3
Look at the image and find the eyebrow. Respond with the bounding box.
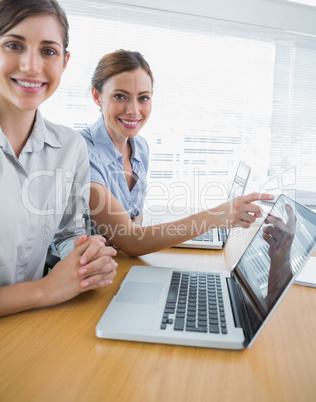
[2,34,62,48]
[114,89,152,95]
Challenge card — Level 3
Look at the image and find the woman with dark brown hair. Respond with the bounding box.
[0,0,117,316]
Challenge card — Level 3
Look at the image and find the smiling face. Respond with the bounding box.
[0,14,69,115]
[92,68,153,144]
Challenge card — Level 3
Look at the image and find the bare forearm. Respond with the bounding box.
[91,190,272,257]
[102,210,219,256]
[0,281,45,317]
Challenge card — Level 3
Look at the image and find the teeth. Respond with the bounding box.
[16,80,42,88]
[121,119,138,126]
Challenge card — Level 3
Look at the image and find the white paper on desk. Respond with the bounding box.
[294,256,316,288]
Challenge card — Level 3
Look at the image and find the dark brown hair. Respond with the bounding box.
[92,49,154,94]
[0,0,69,55]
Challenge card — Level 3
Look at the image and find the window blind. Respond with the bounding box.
[41,0,316,210]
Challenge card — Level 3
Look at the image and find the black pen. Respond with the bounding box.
[82,208,92,237]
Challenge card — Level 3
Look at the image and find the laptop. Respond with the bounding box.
[96,194,316,349]
[174,161,251,249]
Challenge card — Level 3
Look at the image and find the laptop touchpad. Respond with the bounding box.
[116,282,162,305]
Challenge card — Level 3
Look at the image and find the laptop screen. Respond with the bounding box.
[233,195,316,342]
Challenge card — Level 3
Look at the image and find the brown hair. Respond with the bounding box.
[0,0,69,56]
[92,49,154,94]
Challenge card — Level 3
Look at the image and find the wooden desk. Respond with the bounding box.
[1,229,316,402]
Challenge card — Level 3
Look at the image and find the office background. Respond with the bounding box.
[41,0,316,211]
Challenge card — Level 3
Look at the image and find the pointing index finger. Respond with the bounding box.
[242,192,275,203]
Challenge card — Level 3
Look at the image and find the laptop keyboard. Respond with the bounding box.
[192,230,215,242]
[191,228,227,243]
[160,271,227,334]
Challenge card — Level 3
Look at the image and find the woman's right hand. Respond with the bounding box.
[210,192,274,229]
[40,235,117,306]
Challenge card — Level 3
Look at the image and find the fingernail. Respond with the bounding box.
[80,257,87,265]
[79,268,87,275]
[82,280,89,287]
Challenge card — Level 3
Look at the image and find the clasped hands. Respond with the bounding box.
[75,234,117,289]
[42,234,117,306]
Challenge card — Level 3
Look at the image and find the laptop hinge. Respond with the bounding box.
[227,276,254,347]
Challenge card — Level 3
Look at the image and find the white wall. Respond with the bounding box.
[102,0,316,36]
